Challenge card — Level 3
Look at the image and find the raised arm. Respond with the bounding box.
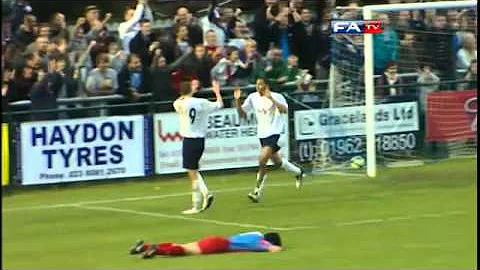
[118,1,146,38]
[234,87,246,118]
[211,80,223,107]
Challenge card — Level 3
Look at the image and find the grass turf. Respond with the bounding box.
[2,158,477,269]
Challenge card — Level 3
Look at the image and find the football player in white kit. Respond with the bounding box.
[234,78,305,203]
[174,80,223,214]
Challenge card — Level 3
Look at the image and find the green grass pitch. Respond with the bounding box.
[2,158,477,269]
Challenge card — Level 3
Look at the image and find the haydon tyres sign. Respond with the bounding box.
[18,116,151,185]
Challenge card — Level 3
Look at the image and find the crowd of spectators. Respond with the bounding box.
[0,0,477,118]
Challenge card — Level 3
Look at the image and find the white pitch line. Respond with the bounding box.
[74,205,291,231]
[73,205,470,232]
[336,219,384,226]
[336,211,469,227]
[2,179,342,213]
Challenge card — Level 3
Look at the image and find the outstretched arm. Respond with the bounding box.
[234,87,246,119]
[118,1,145,38]
[211,80,223,108]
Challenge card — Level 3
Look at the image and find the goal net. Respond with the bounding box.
[305,1,477,175]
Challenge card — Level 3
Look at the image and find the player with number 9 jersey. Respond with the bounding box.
[173,80,223,215]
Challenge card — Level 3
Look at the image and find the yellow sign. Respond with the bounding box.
[2,123,9,186]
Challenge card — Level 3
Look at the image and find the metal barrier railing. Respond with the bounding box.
[3,72,474,119]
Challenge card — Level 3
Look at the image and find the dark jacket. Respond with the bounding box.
[13,27,35,46]
[253,4,274,54]
[291,22,322,75]
[129,32,156,68]
[423,27,456,80]
[180,54,214,88]
[30,72,63,121]
[117,66,150,99]
[149,52,190,101]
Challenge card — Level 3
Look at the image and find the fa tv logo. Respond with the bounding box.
[332,20,383,34]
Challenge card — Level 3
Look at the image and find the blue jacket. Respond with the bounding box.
[373,28,399,71]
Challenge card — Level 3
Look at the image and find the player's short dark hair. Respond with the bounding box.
[179,81,193,96]
[264,232,282,247]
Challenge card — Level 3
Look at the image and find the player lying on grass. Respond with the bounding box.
[234,78,305,203]
[173,79,223,214]
[129,231,282,258]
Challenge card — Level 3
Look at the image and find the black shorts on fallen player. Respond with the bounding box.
[182,138,205,170]
[260,134,281,153]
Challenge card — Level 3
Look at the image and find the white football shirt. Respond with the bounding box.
[241,92,288,139]
[174,97,223,138]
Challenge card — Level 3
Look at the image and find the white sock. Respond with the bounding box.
[192,189,202,210]
[281,160,302,175]
[254,173,267,195]
[196,172,209,195]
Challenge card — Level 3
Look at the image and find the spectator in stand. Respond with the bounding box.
[36,23,50,38]
[286,54,300,83]
[85,53,118,97]
[447,9,460,32]
[12,14,36,46]
[5,43,26,71]
[52,37,68,55]
[108,42,127,73]
[291,7,321,78]
[226,18,252,51]
[316,8,332,80]
[395,10,412,39]
[2,65,15,108]
[269,8,292,61]
[410,10,426,31]
[118,0,154,54]
[459,59,477,90]
[376,62,405,100]
[417,64,440,113]
[81,5,101,34]
[423,13,456,85]
[210,46,247,86]
[25,36,49,71]
[456,10,476,51]
[118,53,149,101]
[241,39,264,84]
[49,12,69,41]
[456,32,476,70]
[174,24,191,59]
[201,1,239,47]
[70,40,96,96]
[11,64,36,101]
[180,44,214,88]
[253,0,279,54]
[117,53,151,115]
[174,7,203,47]
[69,17,88,52]
[204,30,223,63]
[10,0,33,35]
[373,13,399,75]
[149,51,191,110]
[262,48,289,91]
[398,33,420,73]
[30,52,67,121]
[129,19,156,69]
